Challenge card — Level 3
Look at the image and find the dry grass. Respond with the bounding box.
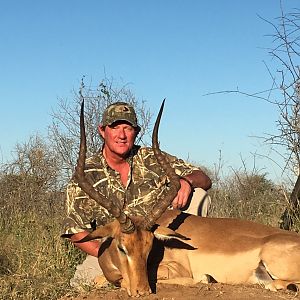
[209,172,286,227]
[0,202,85,300]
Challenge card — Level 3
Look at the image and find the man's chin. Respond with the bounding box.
[115,148,130,157]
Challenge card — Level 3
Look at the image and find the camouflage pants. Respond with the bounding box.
[70,188,211,289]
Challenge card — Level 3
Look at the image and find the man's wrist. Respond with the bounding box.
[180,176,194,190]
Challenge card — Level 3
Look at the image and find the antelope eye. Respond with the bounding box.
[118,245,126,254]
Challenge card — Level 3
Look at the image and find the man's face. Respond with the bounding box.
[98,121,137,158]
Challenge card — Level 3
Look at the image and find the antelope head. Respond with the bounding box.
[74,100,184,296]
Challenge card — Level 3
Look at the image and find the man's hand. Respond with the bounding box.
[172,178,192,209]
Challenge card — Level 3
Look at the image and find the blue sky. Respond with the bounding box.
[0,0,299,181]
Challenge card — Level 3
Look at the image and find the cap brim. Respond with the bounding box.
[108,118,140,129]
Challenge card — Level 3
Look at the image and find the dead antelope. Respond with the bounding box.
[74,100,300,297]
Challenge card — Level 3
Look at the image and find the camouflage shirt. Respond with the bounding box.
[62,145,199,235]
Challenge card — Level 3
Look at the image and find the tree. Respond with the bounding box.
[261,4,300,176]
[0,134,63,215]
[207,3,300,229]
[3,134,60,190]
[48,76,152,184]
[235,4,300,229]
[261,5,300,229]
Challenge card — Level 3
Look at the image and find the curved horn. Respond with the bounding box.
[144,99,181,229]
[74,100,135,233]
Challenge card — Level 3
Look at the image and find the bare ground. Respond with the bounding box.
[60,282,300,300]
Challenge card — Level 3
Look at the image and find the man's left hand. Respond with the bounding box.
[171,178,192,209]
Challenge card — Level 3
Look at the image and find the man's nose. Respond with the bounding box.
[118,129,126,138]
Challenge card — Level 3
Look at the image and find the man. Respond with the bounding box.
[62,101,212,288]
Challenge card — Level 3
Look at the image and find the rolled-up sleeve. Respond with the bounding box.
[62,181,94,235]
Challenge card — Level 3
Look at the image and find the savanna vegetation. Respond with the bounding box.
[1,6,300,300]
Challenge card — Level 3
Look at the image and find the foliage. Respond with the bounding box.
[0,210,84,300]
[0,162,84,299]
[1,134,64,216]
[209,170,286,227]
[206,6,300,229]
[260,7,300,228]
[260,7,300,177]
[3,134,62,190]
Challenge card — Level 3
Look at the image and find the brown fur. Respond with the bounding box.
[156,210,300,291]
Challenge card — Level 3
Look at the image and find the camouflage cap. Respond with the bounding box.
[101,102,140,128]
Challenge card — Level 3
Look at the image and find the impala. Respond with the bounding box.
[74,100,300,297]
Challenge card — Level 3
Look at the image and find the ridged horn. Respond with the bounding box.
[144,99,181,229]
[74,100,135,233]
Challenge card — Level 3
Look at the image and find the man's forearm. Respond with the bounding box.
[184,170,212,191]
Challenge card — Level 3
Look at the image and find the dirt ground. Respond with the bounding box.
[60,282,300,300]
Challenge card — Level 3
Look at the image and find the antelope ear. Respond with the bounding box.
[76,221,119,243]
[153,226,190,241]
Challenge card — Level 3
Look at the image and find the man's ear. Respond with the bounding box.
[98,125,105,139]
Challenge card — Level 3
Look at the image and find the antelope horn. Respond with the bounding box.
[74,100,135,233]
[144,99,181,229]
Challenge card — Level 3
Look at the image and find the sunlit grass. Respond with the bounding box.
[0,209,85,300]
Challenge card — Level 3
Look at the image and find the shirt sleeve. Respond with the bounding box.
[62,175,113,236]
[61,180,92,235]
[163,151,200,177]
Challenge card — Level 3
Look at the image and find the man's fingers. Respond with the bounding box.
[172,195,184,208]
[172,195,179,208]
[172,180,192,209]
